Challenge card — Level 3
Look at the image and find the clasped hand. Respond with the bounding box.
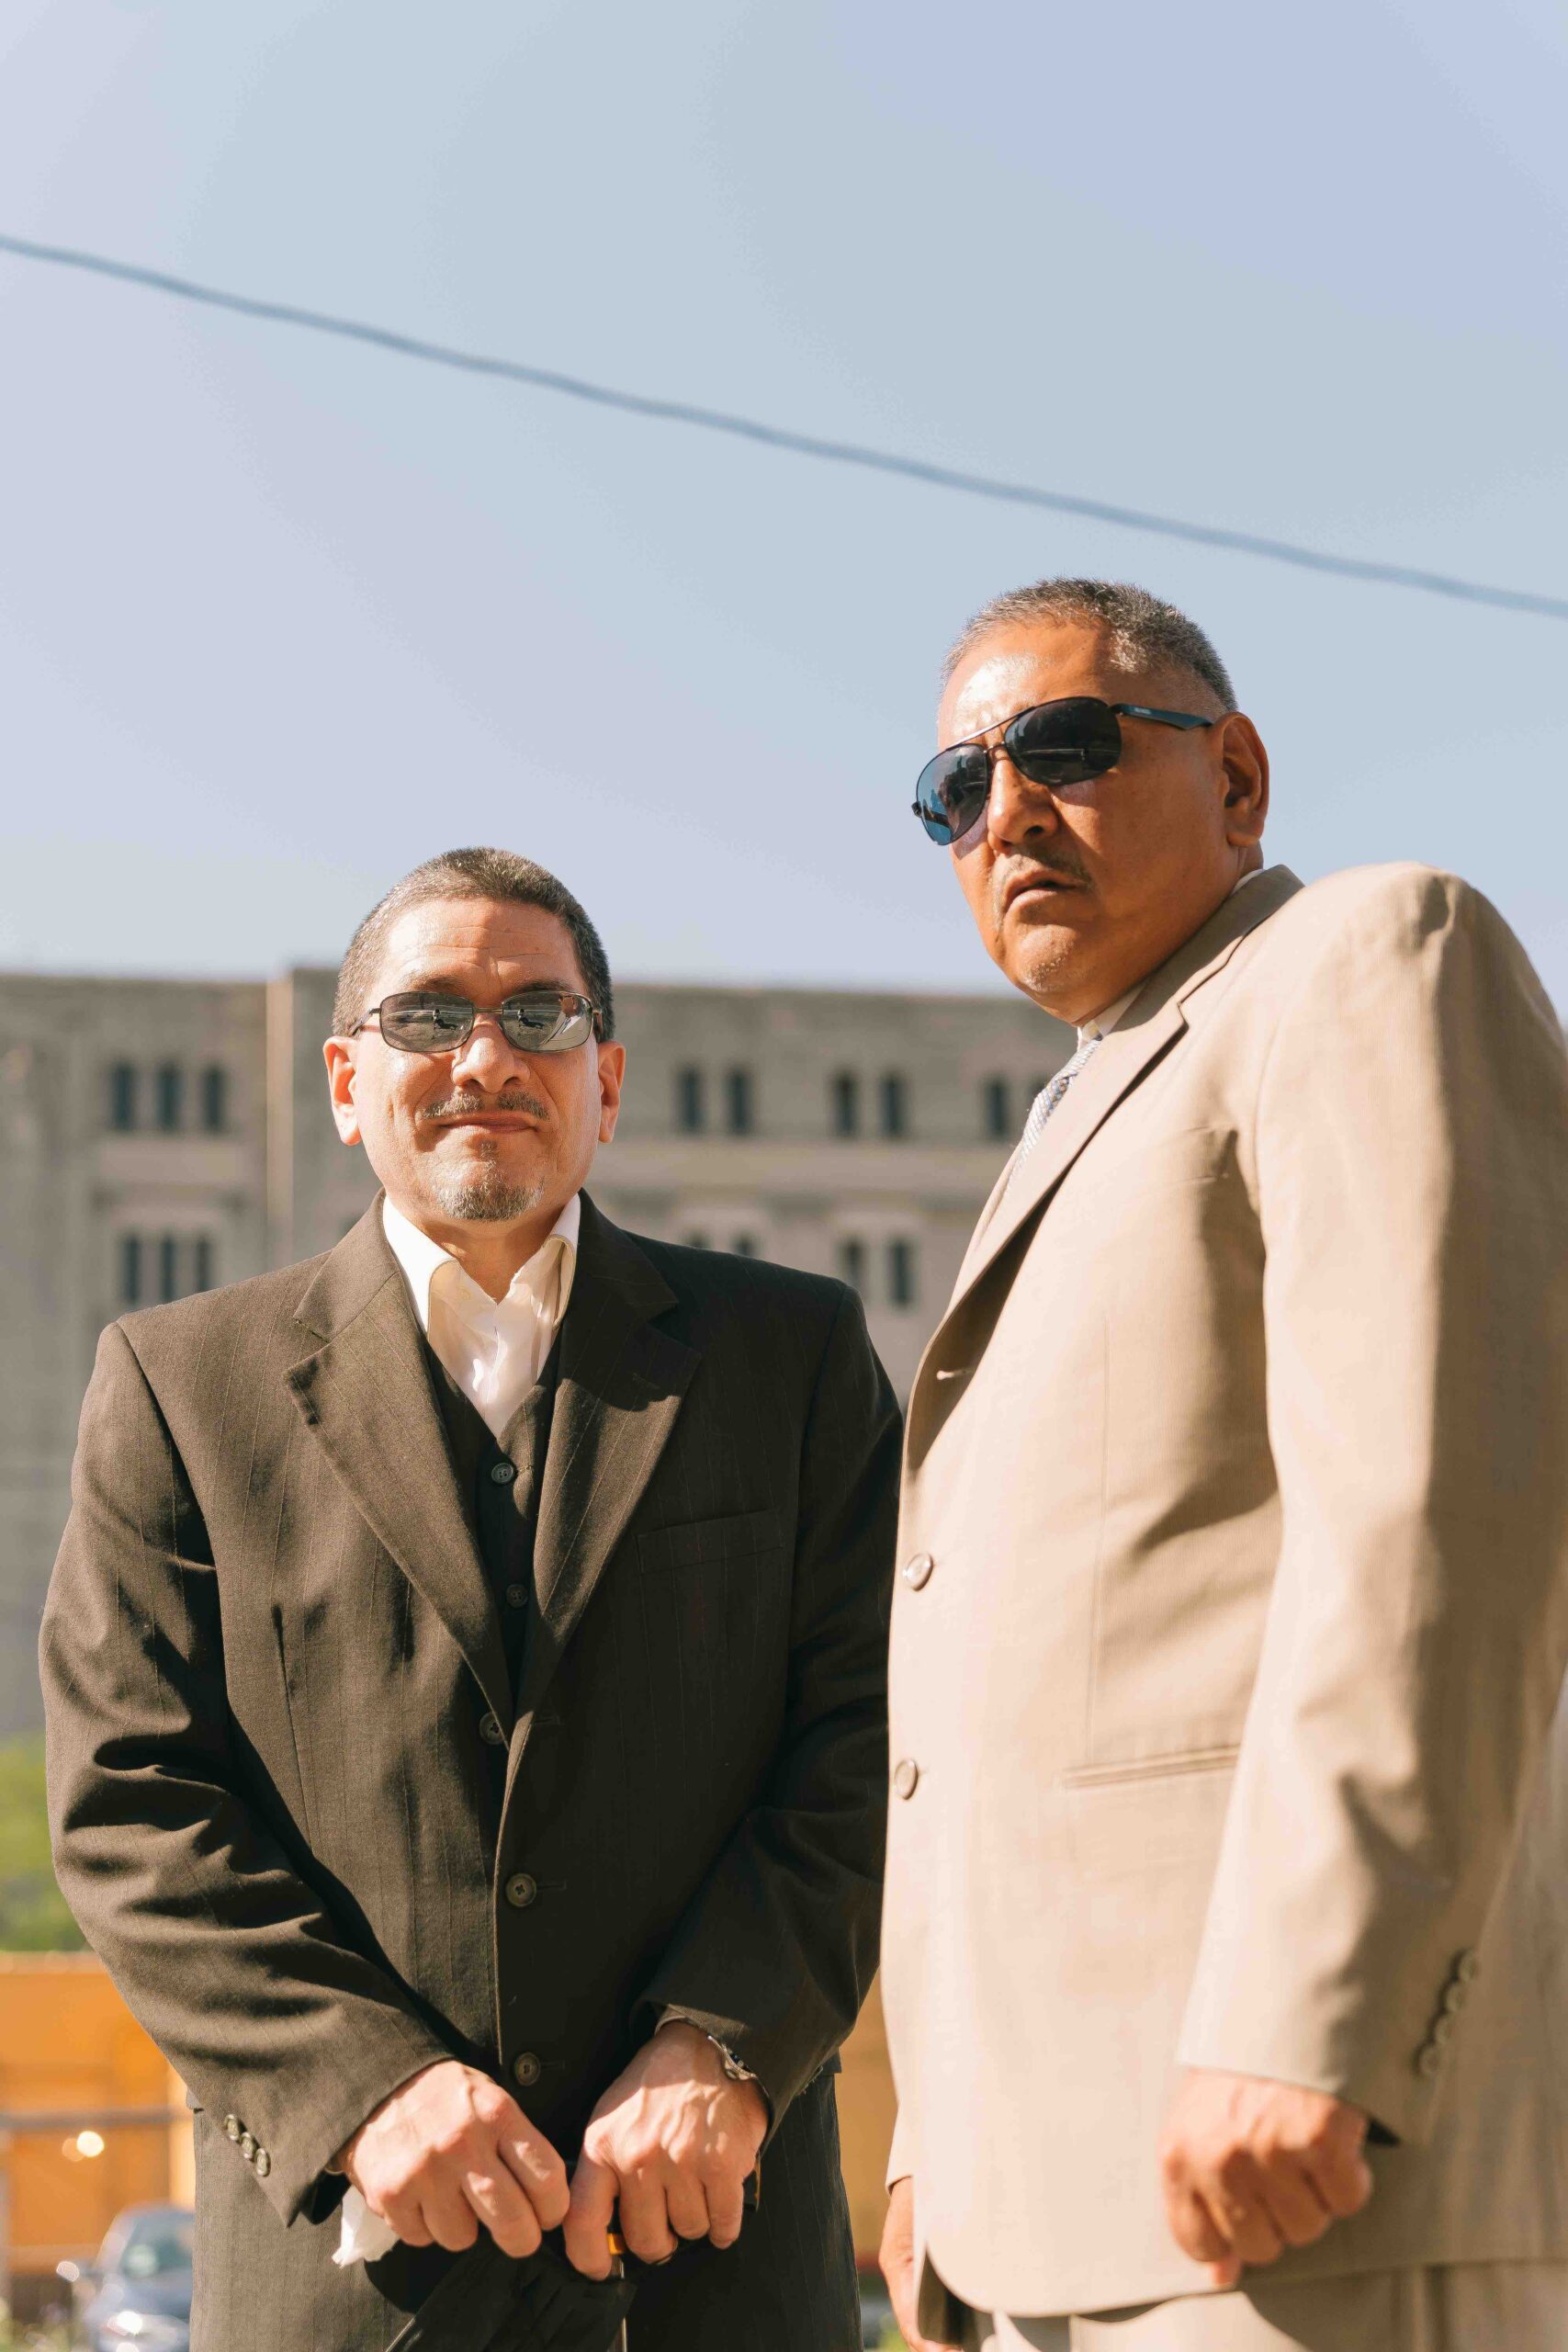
[1158,2068,1374,2287]
[339,2022,766,2276]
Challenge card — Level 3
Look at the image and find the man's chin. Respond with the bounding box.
[996,919,1097,1008]
[427,1172,546,1223]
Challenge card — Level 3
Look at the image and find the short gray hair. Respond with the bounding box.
[944,577,1235,710]
[333,847,615,1039]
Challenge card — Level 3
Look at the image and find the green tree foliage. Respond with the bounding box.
[0,1737,85,1950]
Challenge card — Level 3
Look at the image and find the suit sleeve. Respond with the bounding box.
[40,1322,453,2225]
[633,1286,900,2128]
[1178,870,1568,2141]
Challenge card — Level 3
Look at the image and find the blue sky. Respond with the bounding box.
[2,0,1564,1003]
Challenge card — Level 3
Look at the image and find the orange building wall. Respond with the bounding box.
[0,1953,191,2278]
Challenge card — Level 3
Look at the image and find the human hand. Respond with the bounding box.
[878,2177,959,2352]
[1158,2069,1374,2287]
[337,2059,570,2257]
[563,2021,767,2278]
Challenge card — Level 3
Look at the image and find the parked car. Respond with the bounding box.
[58,2202,193,2351]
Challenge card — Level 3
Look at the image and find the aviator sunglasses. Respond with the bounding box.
[347,989,602,1054]
[912,695,1215,846]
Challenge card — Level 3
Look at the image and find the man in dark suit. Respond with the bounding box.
[42,846,898,2351]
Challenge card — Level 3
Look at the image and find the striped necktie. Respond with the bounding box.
[1008,1035,1103,1193]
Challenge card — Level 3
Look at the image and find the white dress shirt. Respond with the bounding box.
[381,1193,581,1440]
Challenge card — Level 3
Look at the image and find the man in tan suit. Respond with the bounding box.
[877,578,1568,2349]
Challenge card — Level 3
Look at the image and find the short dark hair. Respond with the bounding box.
[944,577,1235,711]
[333,847,615,1039]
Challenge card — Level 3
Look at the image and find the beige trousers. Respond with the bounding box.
[958,2262,1568,2350]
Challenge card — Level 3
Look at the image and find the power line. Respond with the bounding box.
[4,227,1565,623]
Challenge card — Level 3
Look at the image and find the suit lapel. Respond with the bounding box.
[283,1204,514,1736]
[942,867,1304,1328]
[515,1197,701,1725]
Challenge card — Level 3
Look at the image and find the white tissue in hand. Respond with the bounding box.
[334,2187,400,2267]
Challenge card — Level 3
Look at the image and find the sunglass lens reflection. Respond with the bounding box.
[1006,698,1121,783]
[917,747,990,844]
[381,995,473,1050]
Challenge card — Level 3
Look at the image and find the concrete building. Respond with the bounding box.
[0,966,1067,1733]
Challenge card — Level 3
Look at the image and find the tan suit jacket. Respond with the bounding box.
[880,864,1568,2322]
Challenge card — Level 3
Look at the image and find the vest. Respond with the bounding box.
[423,1339,560,1692]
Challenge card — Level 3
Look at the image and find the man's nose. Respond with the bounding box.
[449,1012,529,1090]
[987,749,1062,850]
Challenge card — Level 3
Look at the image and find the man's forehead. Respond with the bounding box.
[939,621,1113,745]
[378,897,581,987]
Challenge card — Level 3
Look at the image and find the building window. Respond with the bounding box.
[675,1067,705,1134]
[107,1063,138,1132]
[682,1231,709,1252]
[730,1234,757,1258]
[982,1075,1012,1139]
[200,1066,229,1134]
[829,1071,860,1137]
[154,1062,185,1133]
[836,1237,866,1294]
[879,1072,908,1139]
[725,1068,755,1136]
[888,1238,919,1309]
[120,1231,218,1308]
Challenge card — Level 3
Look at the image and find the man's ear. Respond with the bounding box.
[322,1039,364,1148]
[596,1042,626,1145]
[1218,712,1269,850]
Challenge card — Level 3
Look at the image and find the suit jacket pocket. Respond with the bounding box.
[1061,1745,1240,1882]
[634,1509,785,1574]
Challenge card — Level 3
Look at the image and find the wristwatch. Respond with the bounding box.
[655,2007,761,2087]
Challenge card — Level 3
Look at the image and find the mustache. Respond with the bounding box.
[993,853,1091,911]
[417,1090,550,1125]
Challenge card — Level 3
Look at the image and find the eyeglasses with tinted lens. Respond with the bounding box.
[348,989,601,1054]
[911,696,1215,846]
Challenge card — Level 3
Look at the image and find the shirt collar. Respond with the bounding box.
[1077,867,1266,1046]
[381,1192,581,1337]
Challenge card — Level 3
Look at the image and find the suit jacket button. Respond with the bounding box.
[1441,1980,1468,2016]
[480,1713,506,1746]
[1416,2043,1444,2079]
[505,1872,538,1908]
[254,2149,271,2178]
[223,2116,242,2143]
[240,2132,257,2161]
[893,1758,920,1799]
[1454,1950,1480,1984]
[1430,2014,1455,2046]
[901,1554,934,1590]
[513,2052,541,2088]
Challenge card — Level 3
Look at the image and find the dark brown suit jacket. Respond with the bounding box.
[42,1197,899,2350]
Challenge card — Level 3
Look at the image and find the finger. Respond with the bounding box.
[665,2172,711,2244]
[500,2119,571,2234]
[1251,2154,1334,2250]
[463,2156,541,2259]
[1164,2177,1232,2268]
[375,2192,433,2250]
[617,2167,678,2267]
[1206,2165,1283,2269]
[1303,2132,1375,2222]
[419,2177,481,2255]
[563,2153,618,2280]
[705,2166,745,2251]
